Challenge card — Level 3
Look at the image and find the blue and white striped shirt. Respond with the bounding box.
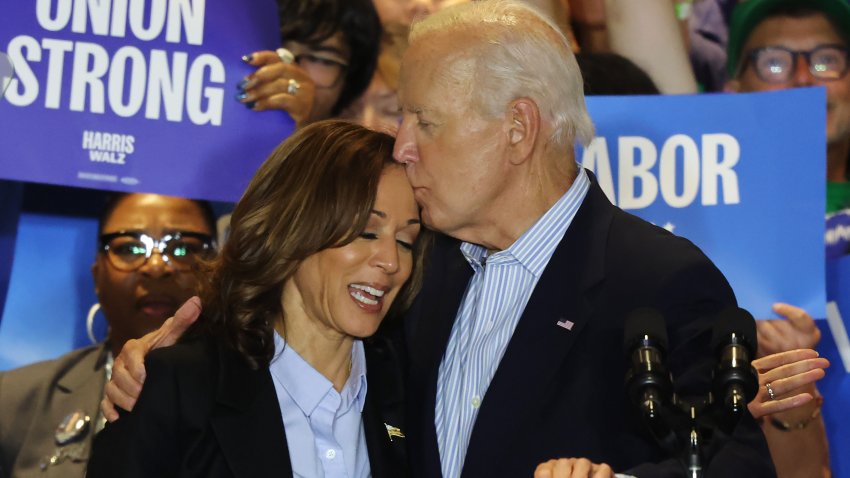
[435,168,590,477]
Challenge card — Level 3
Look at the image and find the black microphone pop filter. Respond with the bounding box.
[711,307,757,356]
[711,306,760,422]
[624,307,668,354]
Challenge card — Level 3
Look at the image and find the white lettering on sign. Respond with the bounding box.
[579,134,741,210]
[5,0,220,126]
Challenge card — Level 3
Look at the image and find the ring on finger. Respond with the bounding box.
[765,382,776,400]
[276,47,294,64]
[287,78,300,96]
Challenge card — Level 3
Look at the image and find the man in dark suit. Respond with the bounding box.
[103,2,776,476]
[390,1,774,477]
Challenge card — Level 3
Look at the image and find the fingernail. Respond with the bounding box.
[236,79,249,90]
[241,54,253,63]
[235,92,248,101]
[245,101,256,110]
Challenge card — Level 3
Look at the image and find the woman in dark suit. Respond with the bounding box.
[87,120,424,478]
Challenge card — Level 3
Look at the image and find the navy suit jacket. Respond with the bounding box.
[403,172,775,477]
[87,335,408,478]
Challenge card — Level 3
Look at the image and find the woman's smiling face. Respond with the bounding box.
[283,165,420,339]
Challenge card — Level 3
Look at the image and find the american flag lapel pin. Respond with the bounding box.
[385,423,405,441]
[556,318,574,331]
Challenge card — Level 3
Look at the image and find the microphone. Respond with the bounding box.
[711,307,759,422]
[624,308,673,420]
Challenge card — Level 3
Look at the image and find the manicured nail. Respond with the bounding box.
[236,79,250,90]
[245,101,256,109]
[241,54,253,63]
[235,92,248,101]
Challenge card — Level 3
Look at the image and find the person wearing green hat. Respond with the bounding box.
[724,1,847,477]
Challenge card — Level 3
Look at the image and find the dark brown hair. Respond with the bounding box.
[196,120,425,369]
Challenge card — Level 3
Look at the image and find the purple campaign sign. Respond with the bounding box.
[582,89,826,318]
[0,0,292,202]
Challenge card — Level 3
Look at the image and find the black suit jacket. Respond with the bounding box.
[87,335,408,477]
[404,174,775,478]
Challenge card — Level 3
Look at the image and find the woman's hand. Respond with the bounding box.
[747,349,829,420]
[757,303,821,357]
[238,50,317,128]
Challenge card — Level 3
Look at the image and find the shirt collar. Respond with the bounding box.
[269,332,368,416]
[460,167,590,277]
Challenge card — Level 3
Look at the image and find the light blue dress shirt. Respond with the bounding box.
[269,332,371,478]
[435,168,590,478]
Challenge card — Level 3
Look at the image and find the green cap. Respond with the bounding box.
[726,0,850,77]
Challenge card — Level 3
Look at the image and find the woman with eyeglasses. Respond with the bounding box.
[86,120,423,477]
[235,0,382,129]
[0,193,216,478]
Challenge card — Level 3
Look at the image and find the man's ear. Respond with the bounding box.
[724,79,741,93]
[506,98,540,165]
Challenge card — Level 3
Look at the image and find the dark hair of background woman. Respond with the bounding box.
[278,0,382,116]
[194,120,427,370]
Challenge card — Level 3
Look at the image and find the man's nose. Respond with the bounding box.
[790,55,817,87]
[393,120,418,164]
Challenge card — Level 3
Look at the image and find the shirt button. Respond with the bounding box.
[471,395,481,408]
[326,449,336,459]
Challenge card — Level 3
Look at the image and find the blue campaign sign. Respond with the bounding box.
[582,89,826,318]
[0,0,292,202]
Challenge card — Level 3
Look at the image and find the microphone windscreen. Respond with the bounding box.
[624,307,668,353]
[711,307,757,356]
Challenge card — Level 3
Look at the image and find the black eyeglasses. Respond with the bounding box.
[98,231,216,272]
[742,44,849,83]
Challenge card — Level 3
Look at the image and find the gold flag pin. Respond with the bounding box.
[385,423,405,441]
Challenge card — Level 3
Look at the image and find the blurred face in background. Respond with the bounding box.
[373,0,474,25]
[728,14,850,146]
[342,72,401,134]
[341,22,408,134]
[92,194,214,354]
[283,33,351,123]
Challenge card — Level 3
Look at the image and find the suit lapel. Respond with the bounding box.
[461,178,614,477]
[363,337,408,478]
[48,345,108,478]
[408,234,473,476]
[209,343,292,478]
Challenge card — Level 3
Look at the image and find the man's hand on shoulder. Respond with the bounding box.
[101,297,202,421]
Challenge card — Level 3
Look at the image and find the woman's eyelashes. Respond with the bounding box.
[359,231,414,251]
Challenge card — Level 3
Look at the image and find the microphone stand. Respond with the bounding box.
[685,404,703,478]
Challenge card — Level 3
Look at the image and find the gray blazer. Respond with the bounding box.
[0,344,108,478]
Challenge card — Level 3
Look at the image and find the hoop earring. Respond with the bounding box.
[86,303,101,345]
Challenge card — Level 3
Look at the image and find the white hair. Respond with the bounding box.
[409,0,595,148]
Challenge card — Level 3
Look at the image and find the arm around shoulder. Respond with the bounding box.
[88,348,184,477]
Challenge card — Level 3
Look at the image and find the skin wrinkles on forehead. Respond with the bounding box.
[401,33,477,117]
